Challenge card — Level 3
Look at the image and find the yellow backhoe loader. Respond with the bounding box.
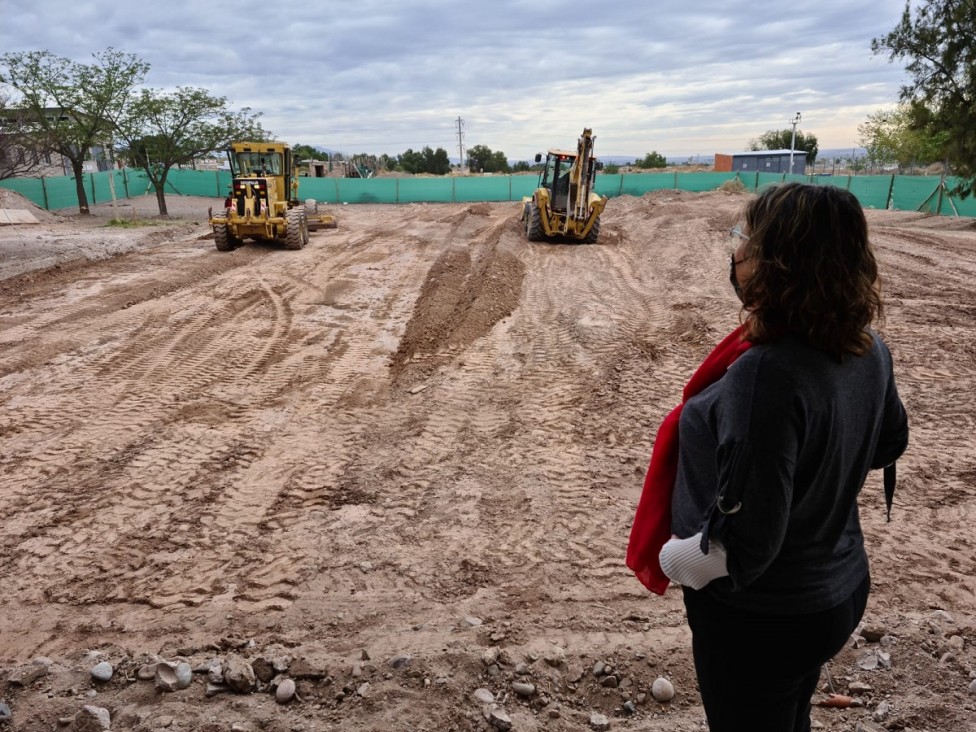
[208,141,336,252]
[521,128,607,244]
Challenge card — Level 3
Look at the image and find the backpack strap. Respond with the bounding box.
[884,463,896,523]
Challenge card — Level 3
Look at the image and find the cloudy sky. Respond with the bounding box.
[1,0,914,161]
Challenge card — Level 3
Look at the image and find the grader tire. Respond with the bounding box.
[285,208,308,250]
[525,202,544,242]
[213,222,237,251]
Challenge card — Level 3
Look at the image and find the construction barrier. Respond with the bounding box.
[3,168,975,218]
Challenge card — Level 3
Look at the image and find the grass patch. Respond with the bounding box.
[718,177,747,193]
[105,217,160,228]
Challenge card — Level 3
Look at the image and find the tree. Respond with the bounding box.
[858,105,947,172]
[489,150,510,174]
[421,146,451,175]
[748,129,819,165]
[512,160,532,173]
[466,144,492,173]
[292,143,323,161]
[398,148,425,174]
[634,151,667,169]
[396,146,452,175]
[872,0,976,196]
[116,86,265,215]
[466,144,510,174]
[0,48,148,214]
[0,89,50,180]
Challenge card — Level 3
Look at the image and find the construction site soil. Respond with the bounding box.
[0,189,974,732]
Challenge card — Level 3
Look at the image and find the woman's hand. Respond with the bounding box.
[659,533,729,590]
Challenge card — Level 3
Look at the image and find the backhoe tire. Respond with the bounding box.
[213,221,239,252]
[582,216,601,244]
[525,202,544,242]
[285,208,309,250]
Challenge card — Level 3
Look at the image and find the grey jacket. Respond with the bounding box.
[671,331,909,614]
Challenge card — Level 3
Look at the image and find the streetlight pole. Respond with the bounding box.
[788,112,802,175]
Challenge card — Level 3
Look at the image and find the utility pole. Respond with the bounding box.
[788,112,801,175]
[455,116,465,171]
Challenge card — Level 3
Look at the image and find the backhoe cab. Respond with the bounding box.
[521,128,607,244]
[208,141,335,252]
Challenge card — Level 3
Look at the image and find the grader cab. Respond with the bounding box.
[208,141,335,252]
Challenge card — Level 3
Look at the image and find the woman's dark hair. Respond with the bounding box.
[739,182,882,359]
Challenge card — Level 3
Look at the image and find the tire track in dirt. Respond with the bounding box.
[196,207,504,608]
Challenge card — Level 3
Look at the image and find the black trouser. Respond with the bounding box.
[682,574,869,732]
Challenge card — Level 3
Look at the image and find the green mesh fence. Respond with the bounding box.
[452,176,516,202]
[891,176,942,213]
[942,177,976,217]
[3,167,975,219]
[615,173,678,196]
[398,177,453,203]
[679,172,739,192]
[846,175,894,210]
[294,178,339,204]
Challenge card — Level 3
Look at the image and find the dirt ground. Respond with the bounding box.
[1,188,974,732]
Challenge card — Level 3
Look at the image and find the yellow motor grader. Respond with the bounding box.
[521,127,607,244]
[208,141,336,252]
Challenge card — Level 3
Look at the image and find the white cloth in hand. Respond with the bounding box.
[658,533,729,590]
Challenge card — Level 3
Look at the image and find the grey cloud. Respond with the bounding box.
[2,0,911,157]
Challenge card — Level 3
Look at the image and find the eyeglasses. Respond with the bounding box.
[729,226,752,268]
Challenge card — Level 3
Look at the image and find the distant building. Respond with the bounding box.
[0,107,112,178]
[714,149,806,174]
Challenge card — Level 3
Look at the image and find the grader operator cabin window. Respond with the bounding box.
[232,151,283,176]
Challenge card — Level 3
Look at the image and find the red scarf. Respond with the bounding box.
[626,325,753,594]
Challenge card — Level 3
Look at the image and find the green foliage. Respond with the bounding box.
[634,151,667,169]
[748,129,819,165]
[467,144,510,174]
[873,0,976,196]
[603,163,620,174]
[292,144,324,161]
[105,217,159,228]
[397,146,451,175]
[511,160,532,173]
[858,105,947,170]
[116,86,265,215]
[0,48,149,213]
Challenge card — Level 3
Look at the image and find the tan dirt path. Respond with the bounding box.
[0,190,974,731]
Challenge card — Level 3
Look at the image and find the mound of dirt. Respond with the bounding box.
[0,187,65,223]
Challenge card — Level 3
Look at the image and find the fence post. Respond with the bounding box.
[122,168,130,198]
[673,171,678,190]
[90,173,97,205]
[885,175,895,210]
[452,175,456,203]
[216,171,221,198]
[395,176,399,204]
[41,176,50,210]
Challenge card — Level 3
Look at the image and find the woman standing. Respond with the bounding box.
[651,183,909,731]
